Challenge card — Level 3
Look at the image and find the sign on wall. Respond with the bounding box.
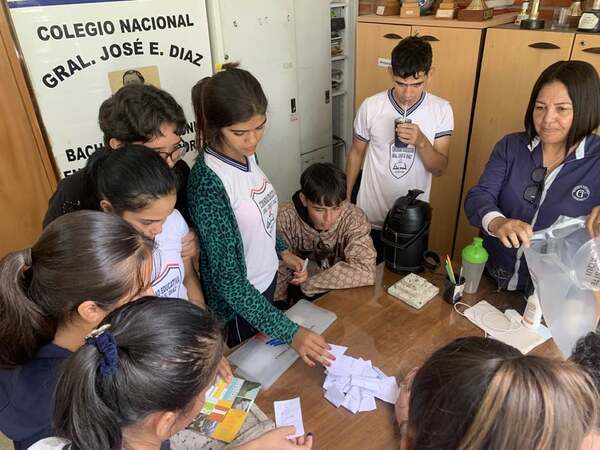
[8,0,213,177]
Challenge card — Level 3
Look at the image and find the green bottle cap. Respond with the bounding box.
[462,237,489,264]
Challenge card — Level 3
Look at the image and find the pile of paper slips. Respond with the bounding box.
[322,344,399,413]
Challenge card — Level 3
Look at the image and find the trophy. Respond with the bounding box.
[457,0,494,21]
[520,0,546,29]
[578,0,600,32]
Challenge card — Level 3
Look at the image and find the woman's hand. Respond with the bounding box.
[489,217,533,248]
[586,206,600,238]
[291,327,334,367]
[281,250,308,285]
[217,357,233,384]
[236,427,313,449]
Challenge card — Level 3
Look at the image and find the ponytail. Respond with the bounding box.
[191,62,267,152]
[0,211,153,369]
[54,297,223,450]
[0,249,53,367]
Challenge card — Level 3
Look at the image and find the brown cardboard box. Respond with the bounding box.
[438,2,457,9]
[400,5,421,16]
[375,0,401,15]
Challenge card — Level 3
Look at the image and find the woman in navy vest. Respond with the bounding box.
[465,61,600,292]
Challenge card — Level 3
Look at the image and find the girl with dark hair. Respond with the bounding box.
[188,64,333,366]
[465,60,600,293]
[89,144,205,307]
[396,336,598,450]
[0,211,154,450]
[30,298,314,450]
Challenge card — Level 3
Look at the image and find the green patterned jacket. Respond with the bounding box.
[187,158,299,343]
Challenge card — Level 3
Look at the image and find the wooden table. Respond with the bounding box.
[255,265,561,450]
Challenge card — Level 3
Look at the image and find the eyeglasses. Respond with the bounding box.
[523,166,547,206]
[156,139,189,162]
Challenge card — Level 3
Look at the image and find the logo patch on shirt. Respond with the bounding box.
[572,185,591,202]
[389,142,416,179]
[251,178,277,237]
[152,263,183,298]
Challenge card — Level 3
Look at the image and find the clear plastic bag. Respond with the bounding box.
[524,216,600,357]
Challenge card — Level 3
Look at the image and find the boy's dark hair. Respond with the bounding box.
[54,297,223,450]
[300,163,347,207]
[87,144,177,214]
[391,36,432,79]
[524,60,600,151]
[192,62,268,150]
[99,84,187,148]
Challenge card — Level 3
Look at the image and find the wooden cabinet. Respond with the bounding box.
[354,16,519,258]
[355,22,411,109]
[454,28,597,258]
[0,6,56,257]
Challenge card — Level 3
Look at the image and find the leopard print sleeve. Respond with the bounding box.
[187,161,299,343]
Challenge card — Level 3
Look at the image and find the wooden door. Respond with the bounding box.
[0,6,56,257]
[571,33,600,135]
[412,26,482,258]
[455,28,575,259]
[355,22,411,110]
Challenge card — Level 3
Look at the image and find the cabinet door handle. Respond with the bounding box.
[582,47,600,54]
[420,35,440,42]
[528,42,560,49]
[383,33,403,39]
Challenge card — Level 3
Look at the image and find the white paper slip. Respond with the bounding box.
[274,397,305,439]
[324,385,345,408]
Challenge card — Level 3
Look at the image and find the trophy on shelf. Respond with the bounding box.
[578,0,600,32]
[457,0,494,21]
[520,0,546,28]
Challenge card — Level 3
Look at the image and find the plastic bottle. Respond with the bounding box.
[522,291,542,329]
[461,237,489,294]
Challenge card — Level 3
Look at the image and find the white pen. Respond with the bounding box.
[302,258,309,272]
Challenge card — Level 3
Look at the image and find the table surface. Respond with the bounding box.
[255,265,561,450]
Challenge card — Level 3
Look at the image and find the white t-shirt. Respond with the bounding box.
[204,148,279,292]
[29,437,70,449]
[354,90,454,229]
[151,209,189,300]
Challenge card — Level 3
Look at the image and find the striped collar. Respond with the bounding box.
[387,89,426,117]
[204,147,249,172]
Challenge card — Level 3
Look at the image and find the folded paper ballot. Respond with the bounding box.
[322,344,399,413]
[387,273,439,309]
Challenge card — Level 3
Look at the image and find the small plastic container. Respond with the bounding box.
[461,237,489,294]
[443,274,465,304]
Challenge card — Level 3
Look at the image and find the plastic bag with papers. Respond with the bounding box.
[524,216,600,357]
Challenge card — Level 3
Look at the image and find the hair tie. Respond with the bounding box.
[23,248,32,268]
[85,324,119,377]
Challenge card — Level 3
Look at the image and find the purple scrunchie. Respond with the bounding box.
[86,329,119,377]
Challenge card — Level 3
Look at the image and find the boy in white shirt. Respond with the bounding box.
[346,36,454,262]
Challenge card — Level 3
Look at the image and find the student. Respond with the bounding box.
[346,36,454,262]
[464,61,600,292]
[0,211,153,450]
[275,163,376,302]
[189,64,333,366]
[42,83,197,258]
[395,336,597,450]
[89,144,204,307]
[30,298,313,450]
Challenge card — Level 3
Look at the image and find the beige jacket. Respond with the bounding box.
[275,196,376,299]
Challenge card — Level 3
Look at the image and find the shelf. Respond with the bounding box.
[330,2,348,7]
[331,54,347,61]
[332,90,346,97]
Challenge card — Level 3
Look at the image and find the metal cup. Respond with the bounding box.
[394,117,412,148]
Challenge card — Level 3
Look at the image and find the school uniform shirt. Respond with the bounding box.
[465,132,600,291]
[0,343,71,450]
[29,437,172,450]
[354,90,454,229]
[152,209,189,300]
[204,148,279,293]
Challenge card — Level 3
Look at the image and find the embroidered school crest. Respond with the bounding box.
[389,141,416,179]
[251,178,277,237]
[572,185,591,202]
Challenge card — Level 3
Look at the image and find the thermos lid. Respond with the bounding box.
[462,237,489,264]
